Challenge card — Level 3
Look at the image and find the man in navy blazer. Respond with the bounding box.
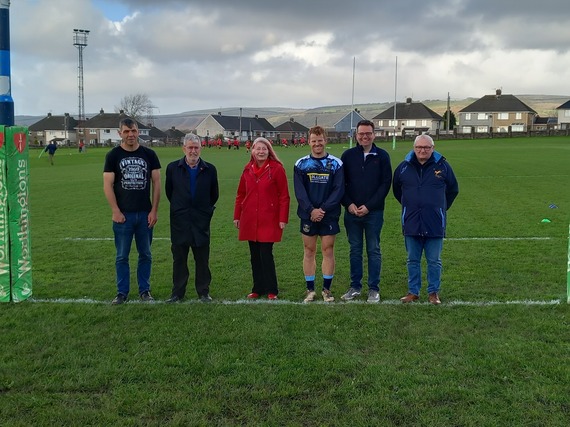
[165,133,219,302]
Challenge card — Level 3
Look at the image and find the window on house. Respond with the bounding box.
[104,129,110,133]
[408,120,416,127]
[90,129,97,134]
[498,113,509,120]
[465,113,471,120]
[388,120,396,127]
[421,120,428,127]
[477,113,487,120]
[516,112,522,120]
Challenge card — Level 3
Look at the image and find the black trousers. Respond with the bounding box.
[171,243,211,298]
[248,241,278,295]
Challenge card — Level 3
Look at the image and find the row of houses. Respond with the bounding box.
[29,109,186,146]
[27,91,570,146]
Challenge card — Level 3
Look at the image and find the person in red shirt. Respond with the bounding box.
[245,140,251,153]
[233,137,290,300]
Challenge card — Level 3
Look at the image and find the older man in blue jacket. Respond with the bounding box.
[393,134,459,304]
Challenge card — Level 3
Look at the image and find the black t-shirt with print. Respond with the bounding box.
[104,145,161,213]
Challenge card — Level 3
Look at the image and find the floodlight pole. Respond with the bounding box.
[73,29,89,142]
[0,0,14,126]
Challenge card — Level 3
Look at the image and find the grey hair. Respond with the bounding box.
[183,133,201,145]
[414,134,434,147]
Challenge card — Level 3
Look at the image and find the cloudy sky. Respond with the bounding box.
[7,0,570,117]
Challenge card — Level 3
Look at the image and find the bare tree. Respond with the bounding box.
[116,93,156,124]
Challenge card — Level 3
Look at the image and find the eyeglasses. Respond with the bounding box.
[357,132,373,137]
[414,146,433,151]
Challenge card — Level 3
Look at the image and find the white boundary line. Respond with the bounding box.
[446,237,551,241]
[25,298,561,306]
[63,237,553,242]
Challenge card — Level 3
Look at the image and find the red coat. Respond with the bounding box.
[234,159,290,242]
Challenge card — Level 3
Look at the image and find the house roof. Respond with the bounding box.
[210,114,276,132]
[555,100,570,109]
[83,109,150,130]
[165,127,186,138]
[372,100,443,120]
[459,92,537,114]
[534,116,557,125]
[29,113,79,131]
[148,126,166,138]
[333,110,366,127]
[274,119,310,132]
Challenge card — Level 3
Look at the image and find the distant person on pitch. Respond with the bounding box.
[165,133,219,303]
[293,125,344,303]
[393,134,459,305]
[45,141,58,165]
[103,118,161,305]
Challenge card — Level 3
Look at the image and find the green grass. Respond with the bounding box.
[1,137,569,426]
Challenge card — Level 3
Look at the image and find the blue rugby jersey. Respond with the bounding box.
[293,153,344,221]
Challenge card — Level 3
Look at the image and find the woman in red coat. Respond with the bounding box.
[233,137,290,300]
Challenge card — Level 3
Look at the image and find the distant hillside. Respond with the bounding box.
[15,95,569,130]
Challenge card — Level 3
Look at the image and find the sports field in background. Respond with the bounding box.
[1,136,569,425]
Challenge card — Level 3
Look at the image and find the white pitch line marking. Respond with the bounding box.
[24,298,562,306]
[63,237,553,242]
[63,237,171,241]
[446,237,551,241]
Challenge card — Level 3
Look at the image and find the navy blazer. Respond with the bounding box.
[165,157,219,247]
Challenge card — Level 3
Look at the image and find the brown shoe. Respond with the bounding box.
[400,293,419,303]
[428,292,441,305]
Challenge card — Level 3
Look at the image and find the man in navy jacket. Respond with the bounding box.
[393,134,459,305]
[165,133,219,302]
[340,120,392,303]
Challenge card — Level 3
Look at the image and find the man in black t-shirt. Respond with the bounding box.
[103,118,161,304]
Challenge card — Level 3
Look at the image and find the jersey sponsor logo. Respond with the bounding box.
[307,173,329,184]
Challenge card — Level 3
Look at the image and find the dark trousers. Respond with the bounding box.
[171,243,211,298]
[248,241,278,295]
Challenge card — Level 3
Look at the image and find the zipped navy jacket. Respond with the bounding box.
[165,157,219,247]
[393,150,459,238]
[341,143,392,211]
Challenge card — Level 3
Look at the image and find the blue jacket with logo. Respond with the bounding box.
[393,150,459,237]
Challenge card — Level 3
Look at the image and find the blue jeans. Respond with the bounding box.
[113,211,153,296]
[404,236,443,295]
[344,210,384,292]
